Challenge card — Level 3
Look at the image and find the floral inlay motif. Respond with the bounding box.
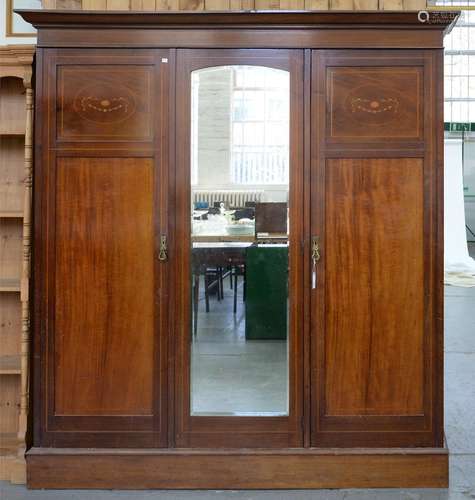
[79,96,130,114]
[350,97,399,114]
[72,83,136,124]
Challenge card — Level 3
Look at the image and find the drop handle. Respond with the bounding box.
[158,235,168,262]
[311,236,320,289]
[311,236,321,265]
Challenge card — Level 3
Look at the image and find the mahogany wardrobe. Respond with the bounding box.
[19,9,458,489]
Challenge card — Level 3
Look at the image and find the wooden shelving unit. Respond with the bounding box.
[0,45,34,485]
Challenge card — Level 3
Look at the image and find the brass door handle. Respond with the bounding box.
[311,236,320,289]
[158,235,168,262]
[311,236,321,265]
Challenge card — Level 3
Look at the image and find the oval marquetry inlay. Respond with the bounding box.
[345,84,401,126]
[73,83,136,124]
[351,97,399,114]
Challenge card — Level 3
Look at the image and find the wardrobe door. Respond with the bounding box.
[174,49,304,448]
[34,49,171,447]
[310,50,443,447]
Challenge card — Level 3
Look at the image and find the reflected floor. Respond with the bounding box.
[191,275,288,416]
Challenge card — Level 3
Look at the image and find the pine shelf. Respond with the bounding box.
[0,355,21,375]
[0,211,23,218]
[0,279,21,292]
[0,131,25,136]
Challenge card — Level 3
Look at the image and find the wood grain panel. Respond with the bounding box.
[0,293,21,356]
[330,0,353,9]
[0,219,22,281]
[82,0,107,9]
[0,377,20,433]
[107,0,131,9]
[39,0,430,8]
[305,0,329,8]
[381,0,404,9]
[156,0,180,8]
[179,0,204,9]
[328,67,423,141]
[255,0,280,8]
[205,0,230,8]
[130,0,156,8]
[54,157,154,416]
[0,137,25,214]
[324,158,424,416]
[0,78,26,135]
[280,0,305,8]
[26,447,449,489]
[55,0,82,8]
[354,0,378,8]
[230,0,254,7]
[403,0,426,8]
[57,65,153,141]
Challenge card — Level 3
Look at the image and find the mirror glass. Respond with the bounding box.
[190,65,290,416]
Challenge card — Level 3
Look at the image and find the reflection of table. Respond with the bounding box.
[192,242,252,268]
[192,234,255,243]
[191,242,289,340]
[192,233,288,243]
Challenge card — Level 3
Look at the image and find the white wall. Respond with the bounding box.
[463,137,475,242]
[445,138,475,272]
[196,67,232,188]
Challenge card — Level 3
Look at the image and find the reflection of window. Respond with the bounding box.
[429,2,475,122]
[231,66,289,185]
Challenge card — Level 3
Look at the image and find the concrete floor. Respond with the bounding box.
[191,275,288,416]
[2,254,474,499]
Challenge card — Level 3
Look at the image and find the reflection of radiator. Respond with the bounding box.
[193,190,264,208]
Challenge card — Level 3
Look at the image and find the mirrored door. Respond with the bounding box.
[174,49,305,448]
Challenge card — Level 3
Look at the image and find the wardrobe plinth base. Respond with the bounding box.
[27,446,449,489]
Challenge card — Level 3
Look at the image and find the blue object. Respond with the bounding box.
[194,201,209,209]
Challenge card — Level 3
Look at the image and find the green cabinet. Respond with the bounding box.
[245,244,288,340]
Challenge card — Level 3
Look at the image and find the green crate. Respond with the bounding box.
[245,244,288,340]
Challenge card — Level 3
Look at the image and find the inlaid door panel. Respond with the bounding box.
[324,158,424,417]
[34,49,171,448]
[57,66,153,141]
[327,67,423,141]
[310,50,443,448]
[55,157,154,416]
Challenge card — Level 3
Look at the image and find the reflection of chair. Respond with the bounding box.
[204,267,225,309]
[231,264,246,313]
[255,202,287,234]
[213,201,229,209]
[234,207,255,220]
[192,245,249,336]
